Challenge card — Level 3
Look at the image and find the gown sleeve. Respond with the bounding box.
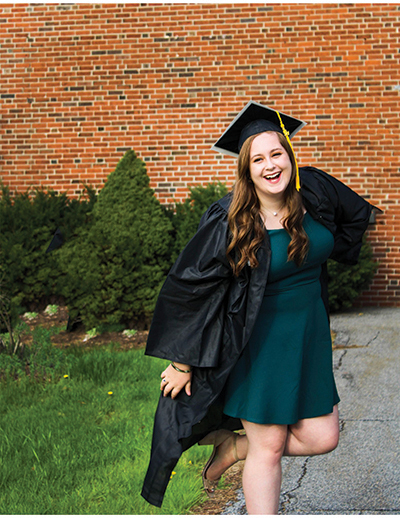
[301,167,373,265]
[144,200,233,368]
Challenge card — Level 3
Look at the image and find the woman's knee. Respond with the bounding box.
[314,428,340,454]
[242,421,287,463]
[247,440,285,468]
[289,406,340,455]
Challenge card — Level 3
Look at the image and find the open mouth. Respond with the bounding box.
[264,171,281,181]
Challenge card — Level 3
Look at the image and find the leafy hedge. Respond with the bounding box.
[0,152,378,332]
[0,183,96,323]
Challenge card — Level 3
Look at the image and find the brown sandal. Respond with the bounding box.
[200,430,239,497]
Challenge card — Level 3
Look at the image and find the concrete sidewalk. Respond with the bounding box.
[221,307,400,515]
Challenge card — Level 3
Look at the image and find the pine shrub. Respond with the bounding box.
[0,184,96,320]
[58,151,174,329]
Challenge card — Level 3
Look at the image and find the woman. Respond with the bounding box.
[141,102,373,513]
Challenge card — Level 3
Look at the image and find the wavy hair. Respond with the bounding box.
[226,132,309,276]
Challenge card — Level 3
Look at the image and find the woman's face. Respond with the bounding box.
[248,132,293,202]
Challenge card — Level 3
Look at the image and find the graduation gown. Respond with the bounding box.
[141,166,373,507]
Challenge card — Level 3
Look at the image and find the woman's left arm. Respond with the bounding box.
[301,166,374,265]
[325,173,373,265]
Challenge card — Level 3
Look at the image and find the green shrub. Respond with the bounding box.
[0,183,96,319]
[170,181,228,262]
[1,158,375,328]
[58,150,174,329]
[328,236,377,312]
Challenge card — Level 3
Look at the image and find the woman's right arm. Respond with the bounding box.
[160,362,192,399]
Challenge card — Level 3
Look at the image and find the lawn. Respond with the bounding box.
[0,328,212,514]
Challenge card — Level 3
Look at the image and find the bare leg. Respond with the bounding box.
[204,406,339,515]
[240,420,287,514]
[204,406,340,514]
[207,404,339,477]
[239,406,339,514]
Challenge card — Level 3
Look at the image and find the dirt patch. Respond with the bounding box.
[189,462,244,515]
[20,306,148,350]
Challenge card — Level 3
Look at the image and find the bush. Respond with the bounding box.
[58,150,174,329]
[0,183,96,319]
[1,154,375,327]
[328,235,378,312]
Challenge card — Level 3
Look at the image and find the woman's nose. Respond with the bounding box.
[263,158,275,171]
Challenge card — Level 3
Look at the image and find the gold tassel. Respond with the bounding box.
[275,111,300,191]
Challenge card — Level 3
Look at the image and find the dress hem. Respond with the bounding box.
[223,397,340,426]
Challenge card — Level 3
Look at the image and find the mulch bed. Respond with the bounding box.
[20,305,149,350]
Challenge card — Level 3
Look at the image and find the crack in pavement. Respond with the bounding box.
[334,349,347,370]
[366,331,380,346]
[279,457,311,513]
[332,330,379,351]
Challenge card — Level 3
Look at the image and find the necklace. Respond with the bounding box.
[261,203,285,218]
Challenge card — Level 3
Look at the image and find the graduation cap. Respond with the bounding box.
[212,101,307,190]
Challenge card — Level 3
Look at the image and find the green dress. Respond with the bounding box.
[223,213,340,425]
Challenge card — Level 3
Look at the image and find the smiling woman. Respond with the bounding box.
[228,123,309,271]
[142,101,373,513]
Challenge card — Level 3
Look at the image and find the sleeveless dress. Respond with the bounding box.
[223,212,340,425]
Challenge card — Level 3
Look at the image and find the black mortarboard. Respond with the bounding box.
[212,100,307,157]
[212,101,307,190]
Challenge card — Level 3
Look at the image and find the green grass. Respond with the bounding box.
[0,336,212,514]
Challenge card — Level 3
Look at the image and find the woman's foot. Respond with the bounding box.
[200,430,240,497]
[206,432,239,481]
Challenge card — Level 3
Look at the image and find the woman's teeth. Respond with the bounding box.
[264,172,281,180]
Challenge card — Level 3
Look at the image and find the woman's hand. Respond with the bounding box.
[160,362,192,399]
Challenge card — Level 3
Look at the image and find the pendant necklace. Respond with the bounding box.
[262,203,285,218]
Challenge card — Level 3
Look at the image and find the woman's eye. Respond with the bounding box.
[272,153,282,158]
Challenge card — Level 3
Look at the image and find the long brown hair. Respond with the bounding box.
[227,131,309,276]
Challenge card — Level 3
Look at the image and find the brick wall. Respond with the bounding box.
[1,3,399,306]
